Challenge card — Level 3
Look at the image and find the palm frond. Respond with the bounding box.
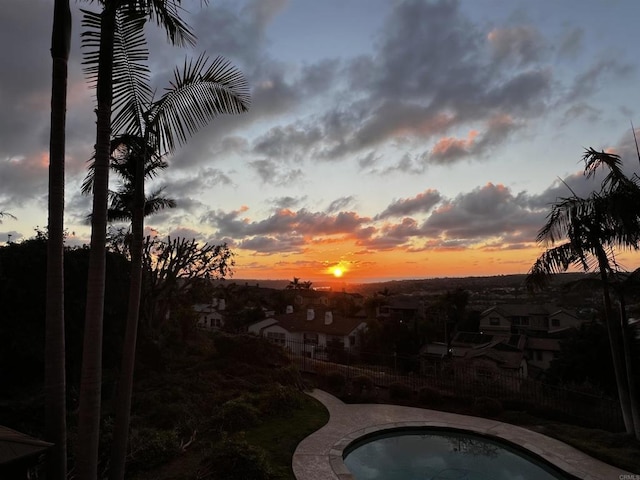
[0,212,17,223]
[145,188,177,216]
[82,134,168,195]
[526,243,582,291]
[142,0,198,47]
[582,147,628,192]
[632,121,640,170]
[79,8,102,90]
[147,54,251,154]
[536,195,584,245]
[111,7,152,136]
[81,6,151,136]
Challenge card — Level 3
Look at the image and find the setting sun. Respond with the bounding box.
[332,267,344,278]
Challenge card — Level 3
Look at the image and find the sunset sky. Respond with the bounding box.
[3,0,640,283]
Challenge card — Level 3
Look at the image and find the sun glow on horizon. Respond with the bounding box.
[332,267,344,278]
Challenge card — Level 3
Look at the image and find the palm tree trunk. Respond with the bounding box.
[76,7,116,479]
[109,149,146,480]
[45,1,71,479]
[617,294,640,438]
[597,250,634,433]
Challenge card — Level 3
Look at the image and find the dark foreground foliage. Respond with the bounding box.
[2,327,328,479]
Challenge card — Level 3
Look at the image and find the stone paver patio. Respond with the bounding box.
[292,389,635,480]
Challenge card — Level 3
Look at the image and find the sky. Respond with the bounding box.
[2,0,640,284]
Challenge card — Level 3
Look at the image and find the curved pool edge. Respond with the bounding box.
[333,423,581,480]
[292,389,635,480]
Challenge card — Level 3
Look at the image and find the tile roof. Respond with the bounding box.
[272,308,366,336]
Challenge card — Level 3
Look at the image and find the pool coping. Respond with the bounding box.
[292,389,636,480]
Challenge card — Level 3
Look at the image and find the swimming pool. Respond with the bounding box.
[343,427,577,480]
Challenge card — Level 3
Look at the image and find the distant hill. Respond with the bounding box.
[218,273,592,296]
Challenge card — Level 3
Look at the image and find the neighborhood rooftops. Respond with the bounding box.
[271,308,365,336]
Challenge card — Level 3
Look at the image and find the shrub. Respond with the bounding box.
[255,385,305,416]
[388,382,413,401]
[326,371,347,393]
[417,386,443,406]
[127,427,181,472]
[199,433,276,480]
[351,375,374,393]
[213,333,289,367]
[273,364,305,388]
[473,396,503,417]
[218,398,261,431]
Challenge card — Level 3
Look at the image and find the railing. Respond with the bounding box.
[272,338,624,432]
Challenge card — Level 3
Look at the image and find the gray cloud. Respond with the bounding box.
[564,58,634,104]
[202,206,372,239]
[556,27,583,60]
[376,189,442,219]
[253,125,323,159]
[326,196,355,214]
[269,195,307,210]
[238,234,306,254]
[249,159,304,185]
[488,26,545,66]
[420,182,545,243]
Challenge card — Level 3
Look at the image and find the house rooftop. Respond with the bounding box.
[273,309,365,336]
[481,303,577,318]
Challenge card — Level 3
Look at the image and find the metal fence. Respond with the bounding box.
[272,338,625,432]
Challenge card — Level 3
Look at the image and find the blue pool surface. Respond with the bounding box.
[343,428,575,480]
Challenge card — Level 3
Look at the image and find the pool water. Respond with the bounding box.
[343,428,574,480]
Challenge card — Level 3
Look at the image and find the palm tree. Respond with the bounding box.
[76,2,197,478]
[87,55,249,479]
[82,134,176,225]
[46,1,71,478]
[526,148,640,438]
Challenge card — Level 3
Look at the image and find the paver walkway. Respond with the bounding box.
[292,389,635,480]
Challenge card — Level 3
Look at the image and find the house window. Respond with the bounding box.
[535,351,543,361]
[551,318,560,327]
[304,333,319,345]
[489,317,500,326]
[349,335,356,346]
[520,317,529,326]
[267,332,286,346]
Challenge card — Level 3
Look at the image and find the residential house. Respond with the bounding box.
[249,307,367,358]
[421,331,528,379]
[194,298,226,330]
[479,304,582,337]
[526,337,561,371]
[291,290,330,308]
[376,295,426,323]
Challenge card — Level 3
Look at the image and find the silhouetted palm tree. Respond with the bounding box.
[81,53,249,479]
[46,2,71,478]
[76,2,197,478]
[527,147,640,437]
[83,134,176,224]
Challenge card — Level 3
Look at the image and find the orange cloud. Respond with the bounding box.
[431,130,478,156]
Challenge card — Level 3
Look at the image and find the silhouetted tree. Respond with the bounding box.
[527,147,640,437]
